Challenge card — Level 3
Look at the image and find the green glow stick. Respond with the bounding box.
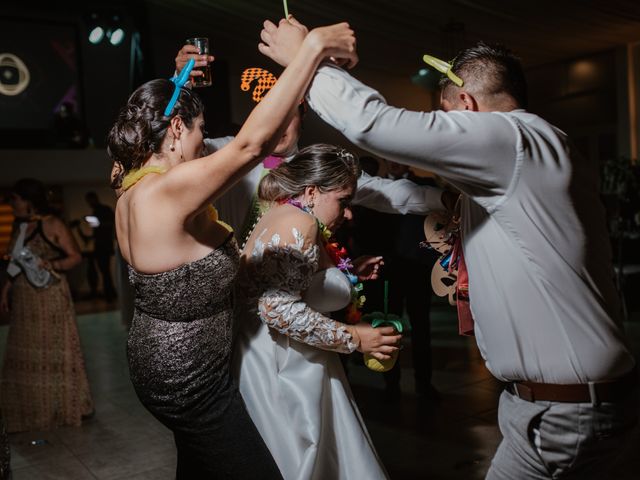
[283,0,289,17]
[422,54,464,87]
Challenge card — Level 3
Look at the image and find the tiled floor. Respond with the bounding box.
[2,304,640,479]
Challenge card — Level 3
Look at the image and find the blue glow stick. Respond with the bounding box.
[164,58,195,117]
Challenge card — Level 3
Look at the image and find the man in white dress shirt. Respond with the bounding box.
[258,19,638,480]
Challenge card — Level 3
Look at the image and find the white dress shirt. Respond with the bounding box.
[306,64,635,383]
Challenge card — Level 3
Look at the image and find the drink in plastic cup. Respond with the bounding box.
[363,317,403,372]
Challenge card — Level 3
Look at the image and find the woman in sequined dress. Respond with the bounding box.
[109,21,358,479]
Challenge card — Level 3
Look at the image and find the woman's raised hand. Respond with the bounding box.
[259,16,308,67]
[259,16,357,69]
[348,323,401,361]
[305,22,358,69]
[175,44,214,78]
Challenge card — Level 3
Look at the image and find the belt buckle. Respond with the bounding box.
[513,382,534,402]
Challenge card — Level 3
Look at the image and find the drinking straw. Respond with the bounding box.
[384,280,389,317]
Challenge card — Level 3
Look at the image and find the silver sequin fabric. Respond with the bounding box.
[126,237,239,433]
[125,236,283,479]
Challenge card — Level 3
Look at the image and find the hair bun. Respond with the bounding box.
[107,105,153,178]
[107,78,204,190]
[124,104,142,121]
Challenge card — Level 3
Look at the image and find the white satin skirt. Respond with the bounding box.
[233,319,389,480]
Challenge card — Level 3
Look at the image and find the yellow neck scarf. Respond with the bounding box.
[121,166,233,233]
[121,165,167,191]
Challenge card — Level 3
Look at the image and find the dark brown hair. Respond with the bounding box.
[107,79,204,189]
[12,178,50,214]
[259,144,360,202]
[440,42,528,109]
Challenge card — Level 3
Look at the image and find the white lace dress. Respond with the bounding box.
[233,225,389,480]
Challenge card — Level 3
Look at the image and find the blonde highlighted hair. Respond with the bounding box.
[258,144,360,202]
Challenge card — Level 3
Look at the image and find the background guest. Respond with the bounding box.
[73,191,116,302]
[0,178,94,432]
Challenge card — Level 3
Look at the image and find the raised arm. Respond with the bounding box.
[306,65,519,200]
[159,22,358,218]
[257,20,520,201]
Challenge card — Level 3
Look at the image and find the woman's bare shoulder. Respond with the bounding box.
[42,215,67,232]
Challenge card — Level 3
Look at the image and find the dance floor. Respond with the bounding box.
[2,303,639,479]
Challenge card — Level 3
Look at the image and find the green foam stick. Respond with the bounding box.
[422,54,464,87]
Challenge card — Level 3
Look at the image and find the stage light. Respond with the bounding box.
[109,28,125,46]
[88,26,104,44]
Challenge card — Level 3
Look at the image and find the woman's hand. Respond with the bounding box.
[175,44,215,79]
[348,323,401,361]
[353,255,383,281]
[259,17,309,67]
[259,16,357,69]
[305,22,358,69]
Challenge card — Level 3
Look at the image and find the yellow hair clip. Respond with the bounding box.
[422,54,464,87]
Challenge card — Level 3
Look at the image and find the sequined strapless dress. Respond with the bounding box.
[127,235,281,479]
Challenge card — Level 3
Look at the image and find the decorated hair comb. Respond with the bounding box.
[422,54,464,87]
[164,58,195,117]
[337,148,355,162]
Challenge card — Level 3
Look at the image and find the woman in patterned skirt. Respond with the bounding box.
[0,178,94,432]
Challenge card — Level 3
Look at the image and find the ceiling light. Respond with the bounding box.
[109,28,125,46]
[88,26,105,45]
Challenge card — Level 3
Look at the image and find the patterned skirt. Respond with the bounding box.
[0,275,93,432]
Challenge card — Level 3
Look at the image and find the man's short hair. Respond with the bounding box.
[440,42,528,109]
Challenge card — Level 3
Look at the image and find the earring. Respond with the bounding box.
[169,142,175,152]
[304,201,314,213]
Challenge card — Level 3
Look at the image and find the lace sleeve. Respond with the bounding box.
[248,218,358,354]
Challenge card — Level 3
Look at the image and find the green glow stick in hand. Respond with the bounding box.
[283,0,289,17]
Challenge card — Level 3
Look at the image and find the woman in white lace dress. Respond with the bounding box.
[234,144,402,480]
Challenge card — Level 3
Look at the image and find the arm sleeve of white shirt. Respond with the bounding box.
[203,136,235,155]
[306,64,520,202]
[354,172,445,214]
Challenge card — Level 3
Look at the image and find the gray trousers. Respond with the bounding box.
[486,388,639,479]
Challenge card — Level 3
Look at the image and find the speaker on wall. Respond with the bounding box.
[0,17,85,148]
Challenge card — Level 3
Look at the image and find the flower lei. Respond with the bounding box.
[283,198,365,324]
